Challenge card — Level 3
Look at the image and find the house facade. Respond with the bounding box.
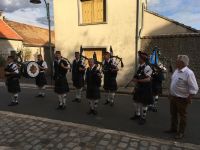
[53,0,199,85]
[0,11,55,63]
[53,0,148,84]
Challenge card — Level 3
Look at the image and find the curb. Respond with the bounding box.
[0,82,200,99]
[0,111,199,150]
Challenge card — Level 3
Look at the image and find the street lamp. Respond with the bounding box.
[30,0,53,84]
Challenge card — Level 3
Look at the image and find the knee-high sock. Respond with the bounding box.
[141,106,148,119]
[76,88,82,99]
[12,93,18,102]
[58,95,62,105]
[89,100,94,110]
[106,91,110,102]
[94,100,99,110]
[154,95,159,107]
[134,102,141,116]
[62,94,67,105]
[110,92,115,103]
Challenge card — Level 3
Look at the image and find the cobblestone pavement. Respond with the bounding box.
[0,111,199,150]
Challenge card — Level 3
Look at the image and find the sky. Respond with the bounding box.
[0,0,200,30]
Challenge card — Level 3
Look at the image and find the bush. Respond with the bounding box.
[0,55,6,67]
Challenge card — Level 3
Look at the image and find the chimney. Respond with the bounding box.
[0,10,4,20]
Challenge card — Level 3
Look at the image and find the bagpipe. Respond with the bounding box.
[109,46,124,69]
[61,57,72,72]
[149,46,173,73]
[124,46,173,88]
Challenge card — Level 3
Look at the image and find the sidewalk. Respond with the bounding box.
[0,111,199,150]
[0,81,200,99]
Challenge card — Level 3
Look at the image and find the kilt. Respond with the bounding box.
[54,77,69,94]
[6,78,21,93]
[133,82,153,105]
[35,72,47,87]
[72,75,84,89]
[86,86,100,100]
[152,81,162,95]
[103,76,117,91]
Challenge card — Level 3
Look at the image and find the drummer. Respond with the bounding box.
[35,54,48,97]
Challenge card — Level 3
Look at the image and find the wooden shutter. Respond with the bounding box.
[93,0,104,23]
[82,0,93,24]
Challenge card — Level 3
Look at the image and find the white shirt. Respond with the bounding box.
[9,63,19,74]
[139,63,152,77]
[170,67,199,98]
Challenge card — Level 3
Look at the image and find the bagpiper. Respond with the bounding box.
[86,58,102,115]
[53,51,70,110]
[5,56,21,106]
[35,54,48,97]
[148,64,164,112]
[72,52,86,103]
[130,51,153,125]
[102,52,119,106]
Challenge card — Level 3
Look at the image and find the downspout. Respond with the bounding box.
[135,0,140,72]
[135,1,145,72]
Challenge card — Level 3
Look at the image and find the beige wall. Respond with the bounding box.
[0,39,23,57]
[0,39,44,61]
[142,11,195,36]
[53,0,143,85]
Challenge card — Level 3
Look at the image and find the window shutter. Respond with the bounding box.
[82,0,93,24]
[93,0,104,23]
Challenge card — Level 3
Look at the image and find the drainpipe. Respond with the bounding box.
[135,0,140,72]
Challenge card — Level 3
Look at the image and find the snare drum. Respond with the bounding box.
[22,61,39,78]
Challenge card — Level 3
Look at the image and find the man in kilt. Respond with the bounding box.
[35,54,48,97]
[5,56,21,106]
[130,51,153,125]
[54,51,70,110]
[86,58,102,115]
[148,65,164,112]
[72,52,86,103]
[103,52,118,106]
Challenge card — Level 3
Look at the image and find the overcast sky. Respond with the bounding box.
[0,0,200,30]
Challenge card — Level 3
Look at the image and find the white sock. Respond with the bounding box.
[62,94,67,105]
[58,95,62,105]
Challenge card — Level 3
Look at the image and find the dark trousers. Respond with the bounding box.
[170,96,189,134]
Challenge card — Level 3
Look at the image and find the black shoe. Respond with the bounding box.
[72,98,78,102]
[56,105,63,110]
[104,101,110,105]
[62,105,66,110]
[174,133,184,139]
[139,118,146,125]
[87,109,94,115]
[8,101,18,106]
[152,107,158,112]
[92,110,98,115]
[164,129,177,134]
[77,99,81,103]
[130,115,140,120]
[110,102,114,107]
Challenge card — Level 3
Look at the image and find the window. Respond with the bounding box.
[82,48,106,65]
[81,0,106,24]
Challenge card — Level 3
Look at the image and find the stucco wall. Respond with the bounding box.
[53,0,142,85]
[142,11,195,36]
[0,39,44,61]
[0,39,22,57]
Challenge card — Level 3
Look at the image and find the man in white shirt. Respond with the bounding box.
[165,55,199,139]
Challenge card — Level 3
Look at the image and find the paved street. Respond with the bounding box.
[0,85,200,149]
[0,111,199,150]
